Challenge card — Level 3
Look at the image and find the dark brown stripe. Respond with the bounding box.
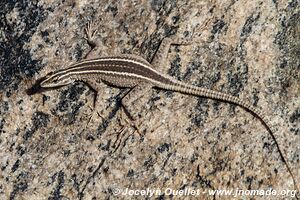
[61,59,174,85]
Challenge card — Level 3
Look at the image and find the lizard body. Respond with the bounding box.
[36,24,298,193]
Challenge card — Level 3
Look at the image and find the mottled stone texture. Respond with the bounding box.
[0,0,299,199]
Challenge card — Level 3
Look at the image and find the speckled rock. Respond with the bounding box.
[0,0,299,199]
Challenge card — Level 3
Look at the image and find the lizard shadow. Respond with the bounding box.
[26,76,64,95]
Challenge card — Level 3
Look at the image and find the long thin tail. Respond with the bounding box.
[162,81,272,128]
[159,81,299,194]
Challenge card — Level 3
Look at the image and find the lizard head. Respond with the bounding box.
[40,71,74,88]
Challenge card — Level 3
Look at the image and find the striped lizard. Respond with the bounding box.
[36,23,298,192]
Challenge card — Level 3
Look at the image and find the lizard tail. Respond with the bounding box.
[163,80,274,131]
[159,80,299,193]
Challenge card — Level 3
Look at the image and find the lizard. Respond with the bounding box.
[35,23,299,193]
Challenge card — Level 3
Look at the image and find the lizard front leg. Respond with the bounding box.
[82,79,108,127]
[83,21,103,59]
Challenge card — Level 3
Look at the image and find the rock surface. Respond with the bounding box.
[0,0,299,199]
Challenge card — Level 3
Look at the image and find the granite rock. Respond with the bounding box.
[0,0,299,199]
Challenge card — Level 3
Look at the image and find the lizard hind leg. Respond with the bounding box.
[121,82,154,135]
[151,36,192,70]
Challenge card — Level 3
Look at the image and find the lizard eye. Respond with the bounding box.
[53,77,59,83]
[46,72,54,78]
